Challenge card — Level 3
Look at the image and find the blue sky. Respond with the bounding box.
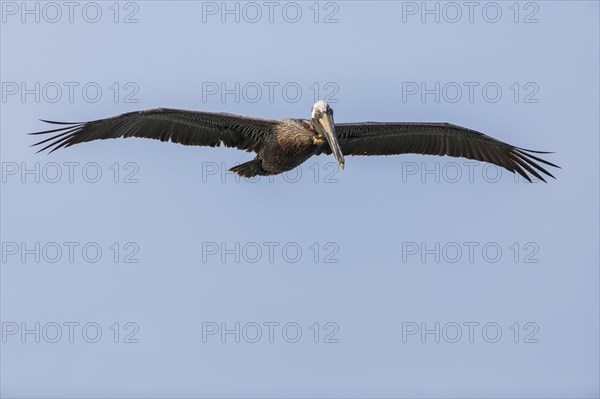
[1,1,599,397]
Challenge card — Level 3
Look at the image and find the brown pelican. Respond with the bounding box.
[31,101,558,182]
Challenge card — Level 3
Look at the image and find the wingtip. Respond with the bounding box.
[38,119,82,125]
[515,149,561,170]
[516,147,555,154]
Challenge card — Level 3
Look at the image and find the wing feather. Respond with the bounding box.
[318,122,559,182]
[31,108,277,154]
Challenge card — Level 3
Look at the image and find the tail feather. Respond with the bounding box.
[229,160,274,178]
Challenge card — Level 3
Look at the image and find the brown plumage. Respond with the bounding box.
[30,102,559,182]
[319,122,558,182]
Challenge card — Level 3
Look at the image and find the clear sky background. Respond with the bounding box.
[1,1,599,397]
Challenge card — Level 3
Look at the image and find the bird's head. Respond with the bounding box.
[311,100,345,169]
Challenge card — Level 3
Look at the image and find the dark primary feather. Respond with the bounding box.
[318,122,559,182]
[30,108,277,154]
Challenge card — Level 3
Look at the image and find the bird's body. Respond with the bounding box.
[249,119,321,176]
[31,101,559,182]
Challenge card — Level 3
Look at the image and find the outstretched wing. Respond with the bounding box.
[30,108,278,154]
[319,122,559,182]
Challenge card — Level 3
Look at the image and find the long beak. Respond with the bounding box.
[318,114,345,169]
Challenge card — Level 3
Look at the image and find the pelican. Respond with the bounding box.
[31,101,558,182]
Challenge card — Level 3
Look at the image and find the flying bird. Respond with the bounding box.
[31,101,558,182]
